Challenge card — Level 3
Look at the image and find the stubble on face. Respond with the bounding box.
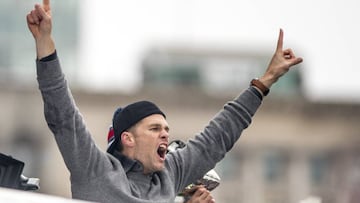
[130,114,169,174]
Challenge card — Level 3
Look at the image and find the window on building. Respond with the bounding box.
[0,0,79,86]
[263,150,290,203]
[142,47,302,98]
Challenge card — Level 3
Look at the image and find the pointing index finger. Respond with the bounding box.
[43,0,50,11]
[276,28,284,52]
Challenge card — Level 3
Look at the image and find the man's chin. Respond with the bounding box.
[154,163,165,172]
[144,164,165,174]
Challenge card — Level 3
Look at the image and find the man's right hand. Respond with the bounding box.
[186,185,215,203]
[26,0,55,59]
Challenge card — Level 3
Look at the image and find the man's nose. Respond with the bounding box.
[160,130,169,141]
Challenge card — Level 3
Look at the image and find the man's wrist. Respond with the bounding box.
[36,37,55,60]
[250,78,270,96]
[39,50,57,62]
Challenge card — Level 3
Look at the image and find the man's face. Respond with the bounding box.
[131,114,169,174]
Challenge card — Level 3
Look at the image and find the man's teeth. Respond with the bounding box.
[158,144,167,158]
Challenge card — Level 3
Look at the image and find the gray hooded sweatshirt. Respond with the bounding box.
[36,55,262,203]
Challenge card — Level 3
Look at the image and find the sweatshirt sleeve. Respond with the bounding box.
[166,87,263,193]
[36,56,113,182]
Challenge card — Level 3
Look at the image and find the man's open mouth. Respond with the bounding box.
[157,144,167,160]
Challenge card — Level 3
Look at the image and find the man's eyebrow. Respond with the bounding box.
[148,123,170,132]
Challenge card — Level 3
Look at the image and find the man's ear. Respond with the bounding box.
[121,132,135,147]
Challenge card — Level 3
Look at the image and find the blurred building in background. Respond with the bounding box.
[1,1,360,203]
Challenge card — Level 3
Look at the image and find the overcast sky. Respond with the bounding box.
[77,0,360,103]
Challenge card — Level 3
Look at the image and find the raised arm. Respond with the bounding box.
[26,0,112,181]
[26,0,55,59]
[168,29,303,193]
